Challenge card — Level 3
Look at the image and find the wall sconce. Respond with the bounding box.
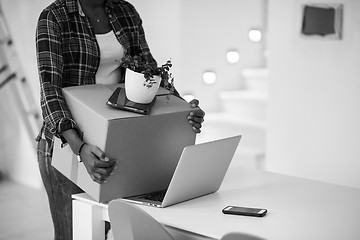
[226,50,240,64]
[248,29,262,42]
[202,71,217,85]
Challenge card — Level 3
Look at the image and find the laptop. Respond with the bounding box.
[122,135,241,208]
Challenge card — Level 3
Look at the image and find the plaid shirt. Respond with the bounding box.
[36,0,156,155]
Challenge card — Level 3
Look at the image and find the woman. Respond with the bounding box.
[35,0,205,239]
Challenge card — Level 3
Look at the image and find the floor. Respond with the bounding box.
[0,179,53,240]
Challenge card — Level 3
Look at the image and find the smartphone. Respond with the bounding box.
[222,206,267,217]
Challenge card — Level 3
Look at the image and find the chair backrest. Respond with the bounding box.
[221,232,266,240]
[108,199,174,240]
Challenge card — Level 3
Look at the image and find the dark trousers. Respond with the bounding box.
[37,139,84,240]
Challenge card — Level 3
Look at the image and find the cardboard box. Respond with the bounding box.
[52,84,196,202]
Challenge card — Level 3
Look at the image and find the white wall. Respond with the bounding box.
[132,0,266,112]
[130,0,181,60]
[0,0,52,188]
[266,0,360,188]
[179,0,266,112]
[129,0,182,85]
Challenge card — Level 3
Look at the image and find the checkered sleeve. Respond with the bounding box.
[136,16,157,68]
[36,10,77,138]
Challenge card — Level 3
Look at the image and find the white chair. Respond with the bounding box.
[221,232,265,240]
[108,199,174,240]
[108,199,265,240]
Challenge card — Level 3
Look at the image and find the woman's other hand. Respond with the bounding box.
[79,144,117,184]
[188,99,205,133]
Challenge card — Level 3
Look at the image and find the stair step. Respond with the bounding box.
[242,68,269,80]
[242,68,268,93]
[201,112,266,129]
[196,112,266,169]
[219,90,267,102]
[197,113,265,150]
[219,91,267,121]
[230,146,266,169]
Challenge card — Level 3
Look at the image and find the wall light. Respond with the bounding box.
[202,71,217,85]
[248,29,262,42]
[226,50,240,64]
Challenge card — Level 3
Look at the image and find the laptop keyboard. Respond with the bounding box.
[140,190,167,202]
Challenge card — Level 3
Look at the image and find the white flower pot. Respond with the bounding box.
[125,68,161,104]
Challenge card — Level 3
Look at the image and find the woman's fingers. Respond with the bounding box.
[94,160,116,174]
[188,106,205,133]
[83,144,117,184]
[90,145,109,162]
[91,172,106,184]
[189,99,199,107]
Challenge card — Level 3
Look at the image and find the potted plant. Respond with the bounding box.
[120,54,175,104]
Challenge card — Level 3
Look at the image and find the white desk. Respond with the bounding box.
[72,166,360,240]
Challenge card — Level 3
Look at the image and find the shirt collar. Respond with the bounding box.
[105,0,118,9]
[76,0,85,17]
[65,0,79,14]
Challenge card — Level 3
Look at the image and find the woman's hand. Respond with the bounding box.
[188,99,205,133]
[79,144,117,184]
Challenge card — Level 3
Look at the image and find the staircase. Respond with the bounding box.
[196,68,268,169]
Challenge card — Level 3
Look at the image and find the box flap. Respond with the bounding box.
[63,85,140,120]
[63,84,194,121]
